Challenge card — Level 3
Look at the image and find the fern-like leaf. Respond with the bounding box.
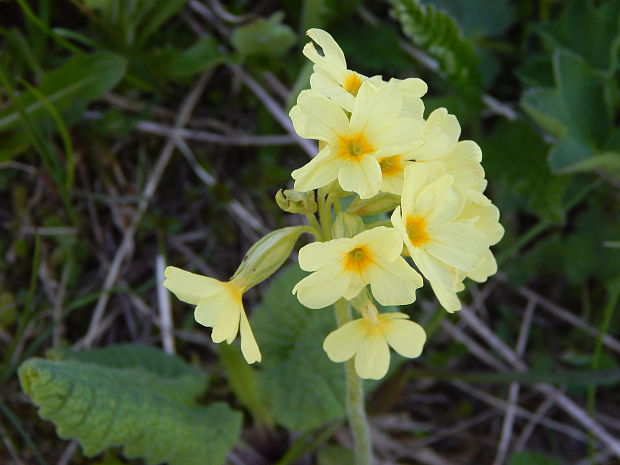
[390,0,482,103]
[19,356,241,465]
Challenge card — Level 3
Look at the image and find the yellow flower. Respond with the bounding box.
[303,28,370,112]
[290,82,422,198]
[163,267,261,364]
[293,226,423,309]
[391,164,488,312]
[323,312,426,379]
[456,196,504,283]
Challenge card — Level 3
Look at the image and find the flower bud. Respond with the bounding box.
[275,189,317,214]
[346,193,401,216]
[232,226,307,288]
[331,212,364,239]
[319,179,350,199]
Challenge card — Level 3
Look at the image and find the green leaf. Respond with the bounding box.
[481,120,569,222]
[317,445,355,465]
[232,12,296,58]
[507,450,560,465]
[548,134,594,173]
[19,354,240,465]
[553,49,611,145]
[50,343,208,380]
[299,0,360,32]
[151,36,231,81]
[535,0,620,72]
[0,52,127,132]
[390,0,482,104]
[421,0,515,38]
[521,88,567,139]
[252,265,346,431]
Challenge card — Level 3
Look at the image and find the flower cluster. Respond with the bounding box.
[162,28,503,381]
[289,29,503,378]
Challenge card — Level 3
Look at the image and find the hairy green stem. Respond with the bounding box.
[333,299,372,465]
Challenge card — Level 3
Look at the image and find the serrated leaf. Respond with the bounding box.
[0,52,127,132]
[232,12,296,58]
[251,265,346,431]
[390,0,482,104]
[19,356,240,465]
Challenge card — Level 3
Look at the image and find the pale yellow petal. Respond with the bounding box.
[354,226,402,263]
[380,167,406,195]
[350,81,401,135]
[323,319,367,362]
[292,146,341,192]
[383,316,426,358]
[342,273,367,301]
[338,156,382,199]
[354,332,391,380]
[163,266,221,305]
[306,28,347,74]
[368,257,423,306]
[293,265,351,309]
[424,183,464,226]
[414,175,457,219]
[427,222,487,271]
[239,310,261,363]
[194,294,224,327]
[401,163,429,216]
[310,72,355,111]
[466,249,497,283]
[297,238,353,271]
[414,250,461,312]
[211,290,242,343]
[290,90,349,141]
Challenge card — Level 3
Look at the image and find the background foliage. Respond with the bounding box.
[1,0,619,464]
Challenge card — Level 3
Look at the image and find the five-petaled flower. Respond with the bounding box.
[293,226,423,309]
[163,267,261,364]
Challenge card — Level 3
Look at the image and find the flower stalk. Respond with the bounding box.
[334,298,372,465]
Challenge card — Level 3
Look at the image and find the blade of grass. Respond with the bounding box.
[0,236,41,381]
[20,78,76,190]
[0,402,48,465]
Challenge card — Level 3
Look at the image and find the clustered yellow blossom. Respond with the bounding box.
[290,29,504,378]
[163,28,503,381]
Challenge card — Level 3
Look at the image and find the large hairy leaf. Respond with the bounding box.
[19,350,241,465]
[251,265,346,431]
[390,0,482,104]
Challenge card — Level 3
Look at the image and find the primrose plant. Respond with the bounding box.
[164,28,503,465]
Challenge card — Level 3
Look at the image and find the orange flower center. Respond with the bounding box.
[378,155,403,177]
[336,133,374,161]
[343,72,362,96]
[344,246,373,273]
[406,215,430,247]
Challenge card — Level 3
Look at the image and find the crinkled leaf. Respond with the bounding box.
[521,88,567,139]
[50,343,208,380]
[19,356,240,465]
[232,12,296,58]
[548,134,594,173]
[251,265,346,431]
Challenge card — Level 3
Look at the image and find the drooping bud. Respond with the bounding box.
[331,212,364,239]
[275,189,317,214]
[232,226,308,289]
[346,193,401,216]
